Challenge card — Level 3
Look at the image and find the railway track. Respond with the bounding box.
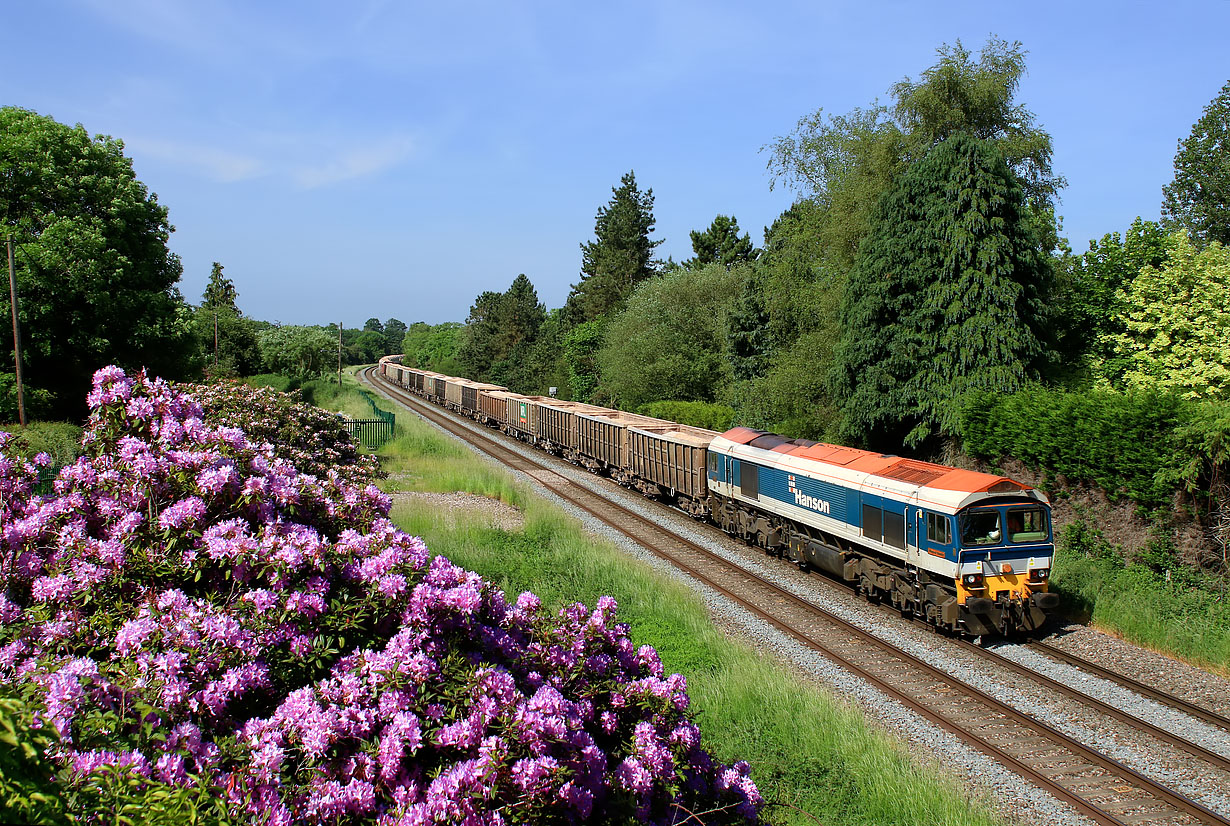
[362,366,1230,826]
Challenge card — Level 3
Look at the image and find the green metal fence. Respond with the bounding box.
[344,390,396,448]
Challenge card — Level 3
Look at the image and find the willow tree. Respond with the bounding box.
[832,133,1051,449]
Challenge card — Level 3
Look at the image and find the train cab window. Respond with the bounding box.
[960,510,1002,546]
[707,452,719,473]
[925,512,951,545]
[1008,507,1049,543]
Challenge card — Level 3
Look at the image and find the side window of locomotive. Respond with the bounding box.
[960,510,1002,546]
[925,512,952,545]
[861,503,883,542]
[740,462,759,499]
[1008,507,1049,542]
[883,509,905,549]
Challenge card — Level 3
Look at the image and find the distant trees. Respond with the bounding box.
[0,107,196,418]
[597,263,747,409]
[1162,79,1230,246]
[458,274,546,384]
[257,325,335,381]
[832,133,1051,448]
[202,262,240,313]
[563,171,662,325]
[194,262,261,378]
[684,215,758,269]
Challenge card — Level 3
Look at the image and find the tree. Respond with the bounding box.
[257,325,336,381]
[192,306,261,378]
[400,322,463,374]
[1050,218,1171,385]
[1112,231,1230,399]
[1162,79,1230,246]
[597,263,747,409]
[363,317,385,335]
[891,37,1065,211]
[355,330,387,363]
[202,262,240,314]
[0,107,196,417]
[563,171,662,325]
[832,134,1051,449]
[724,199,845,439]
[684,215,758,269]
[765,37,1061,273]
[382,318,407,355]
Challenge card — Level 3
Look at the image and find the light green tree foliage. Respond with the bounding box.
[1050,218,1171,385]
[765,106,907,274]
[257,325,336,381]
[1162,80,1230,246]
[765,37,1061,274]
[833,134,1051,449]
[563,171,662,325]
[597,263,747,409]
[891,37,1065,213]
[0,107,196,418]
[1112,232,1230,399]
[683,215,758,269]
[401,322,463,374]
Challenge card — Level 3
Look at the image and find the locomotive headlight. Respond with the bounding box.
[1031,567,1049,580]
[962,573,984,588]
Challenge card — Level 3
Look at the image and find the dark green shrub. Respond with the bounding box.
[637,400,737,431]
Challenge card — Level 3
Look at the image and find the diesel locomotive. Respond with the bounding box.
[377,357,1058,637]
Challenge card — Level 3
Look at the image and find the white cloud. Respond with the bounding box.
[291,137,415,189]
[126,137,265,183]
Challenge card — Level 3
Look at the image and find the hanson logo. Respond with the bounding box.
[787,475,831,515]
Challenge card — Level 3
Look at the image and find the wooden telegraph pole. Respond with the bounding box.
[7,235,25,426]
[338,323,343,386]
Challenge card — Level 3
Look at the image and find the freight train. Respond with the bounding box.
[377,357,1059,637]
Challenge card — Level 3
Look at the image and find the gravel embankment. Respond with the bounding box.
[369,379,1230,826]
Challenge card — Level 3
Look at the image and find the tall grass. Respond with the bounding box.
[370,377,1001,826]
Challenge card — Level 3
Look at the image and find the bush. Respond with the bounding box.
[0,367,761,824]
[188,380,381,488]
[637,401,737,432]
[963,387,1190,510]
[244,374,299,393]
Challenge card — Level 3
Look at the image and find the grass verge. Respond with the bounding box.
[1051,522,1230,676]
[356,371,1002,826]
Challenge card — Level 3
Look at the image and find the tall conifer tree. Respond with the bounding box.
[563,171,661,325]
[832,133,1051,449]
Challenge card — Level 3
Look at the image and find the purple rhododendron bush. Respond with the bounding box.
[0,367,761,825]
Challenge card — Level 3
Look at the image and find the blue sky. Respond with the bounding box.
[3,1,1228,326]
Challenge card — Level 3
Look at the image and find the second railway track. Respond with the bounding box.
[363,366,1230,826]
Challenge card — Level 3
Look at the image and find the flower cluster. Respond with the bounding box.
[0,367,761,824]
[187,381,383,488]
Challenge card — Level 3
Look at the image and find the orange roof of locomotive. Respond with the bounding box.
[718,428,1027,495]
